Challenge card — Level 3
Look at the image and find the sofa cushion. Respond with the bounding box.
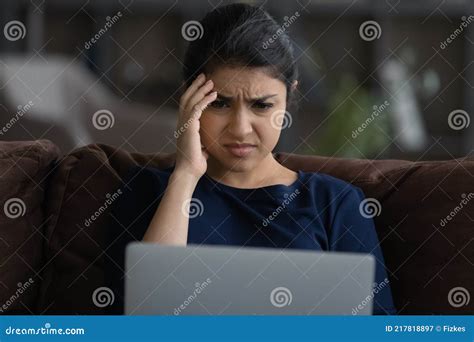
[0,140,60,314]
[38,144,474,314]
[37,144,174,314]
[276,152,474,314]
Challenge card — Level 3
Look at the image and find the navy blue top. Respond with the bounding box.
[108,165,396,315]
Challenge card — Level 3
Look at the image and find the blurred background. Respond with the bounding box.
[0,0,473,160]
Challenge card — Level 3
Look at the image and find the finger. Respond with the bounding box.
[185,79,215,114]
[191,91,217,120]
[180,73,206,109]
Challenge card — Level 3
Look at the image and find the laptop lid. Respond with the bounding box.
[125,242,375,315]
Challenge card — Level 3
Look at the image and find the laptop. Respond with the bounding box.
[124,242,375,315]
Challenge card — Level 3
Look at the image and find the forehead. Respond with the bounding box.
[207,65,286,97]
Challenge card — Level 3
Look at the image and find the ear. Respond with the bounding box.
[291,80,298,91]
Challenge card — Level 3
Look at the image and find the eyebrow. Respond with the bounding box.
[216,94,278,102]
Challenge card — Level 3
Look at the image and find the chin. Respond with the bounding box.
[228,160,255,172]
[213,154,259,172]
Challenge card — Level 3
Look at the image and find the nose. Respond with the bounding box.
[226,104,253,138]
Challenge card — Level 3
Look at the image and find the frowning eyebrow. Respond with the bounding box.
[216,94,278,102]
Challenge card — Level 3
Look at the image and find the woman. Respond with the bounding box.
[111,3,396,315]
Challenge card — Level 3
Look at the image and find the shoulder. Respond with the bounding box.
[306,173,377,249]
[299,170,365,203]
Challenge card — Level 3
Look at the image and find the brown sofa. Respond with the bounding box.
[1,139,473,315]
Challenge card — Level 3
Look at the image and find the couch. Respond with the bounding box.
[0,55,178,155]
[0,139,473,315]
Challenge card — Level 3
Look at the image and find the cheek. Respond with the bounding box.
[258,122,281,151]
[199,115,223,147]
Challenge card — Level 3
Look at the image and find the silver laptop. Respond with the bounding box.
[125,242,375,315]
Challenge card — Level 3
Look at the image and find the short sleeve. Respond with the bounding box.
[329,186,397,315]
[104,165,167,313]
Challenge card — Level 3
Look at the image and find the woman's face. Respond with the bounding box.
[200,65,288,172]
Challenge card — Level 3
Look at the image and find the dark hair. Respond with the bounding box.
[182,3,298,104]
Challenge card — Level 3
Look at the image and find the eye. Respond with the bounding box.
[252,101,274,110]
[209,99,229,108]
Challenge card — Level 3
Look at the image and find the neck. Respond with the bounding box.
[205,153,282,188]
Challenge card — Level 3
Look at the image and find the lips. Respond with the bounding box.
[224,143,257,158]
